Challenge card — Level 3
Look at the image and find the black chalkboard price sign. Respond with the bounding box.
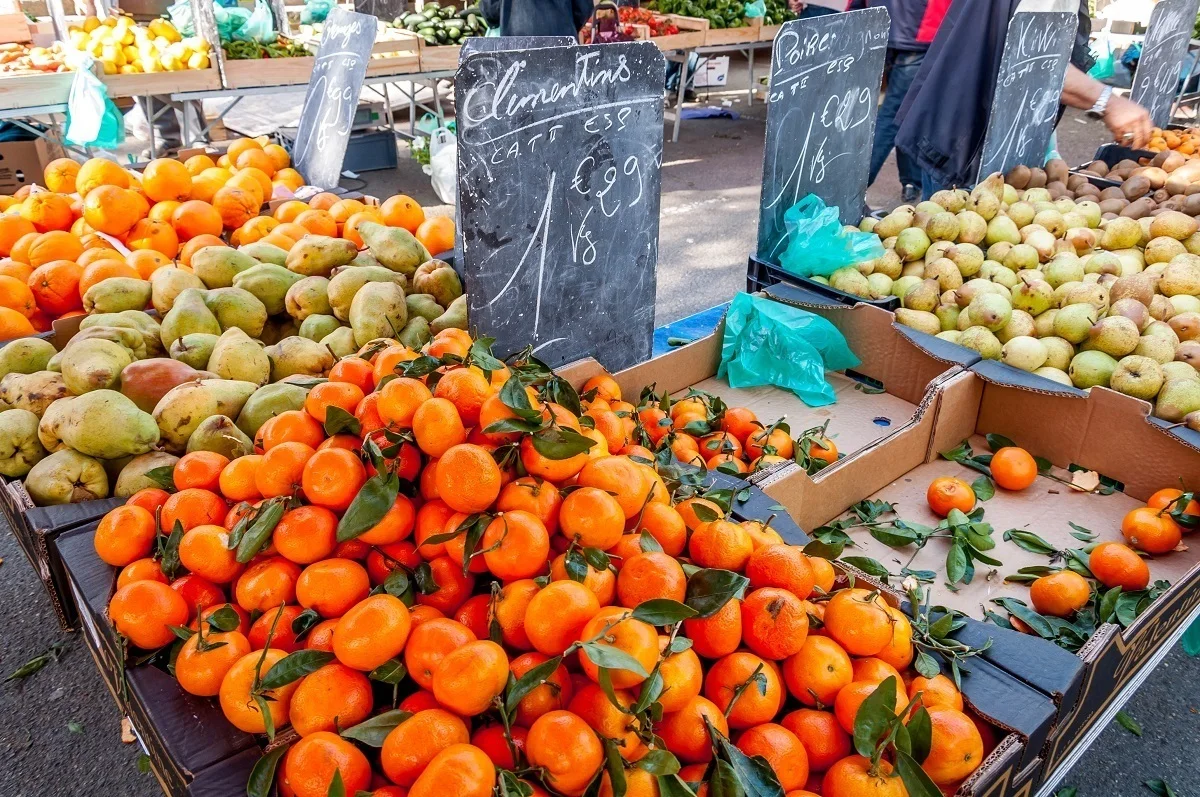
[978,11,1077,181]
[459,36,576,62]
[1131,0,1200,127]
[456,42,666,372]
[292,7,377,190]
[756,8,889,264]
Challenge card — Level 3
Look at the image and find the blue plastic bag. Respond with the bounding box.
[64,58,125,150]
[777,195,884,279]
[744,0,766,18]
[301,0,333,25]
[718,292,860,407]
[233,0,277,43]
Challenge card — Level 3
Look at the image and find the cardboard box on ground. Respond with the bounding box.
[0,138,66,194]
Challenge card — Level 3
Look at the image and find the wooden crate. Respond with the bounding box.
[418,40,460,71]
[704,16,760,46]
[221,56,315,89]
[103,67,222,97]
[0,70,72,110]
[0,12,30,43]
[650,14,707,50]
[758,22,782,42]
[365,29,421,77]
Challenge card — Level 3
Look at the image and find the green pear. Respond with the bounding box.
[24,449,108,505]
[150,267,205,315]
[236,382,310,436]
[238,241,290,267]
[186,414,254,459]
[430,294,468,333]
[37,397,70,452]
[191,246,259,289]
[0,338,56,377]
[83,277,152,314]
[299,314,343,342]
[153,378,259,453]
[233,263,304,316]
[412,260,464,307]
[114,451,179,497]
[71,325,147,361]
[0,408,47,477]
[320,326,358,358]
[350,282,408,346]
[204,287,268,338]
[170,333,220,370]
[285,234,359,277]
[358,221,430,275]
[327,265,407,321]
[0,371,69,417]
[59,389,160,458]
[87,311,165,358]
[207,327,270,385]
[60,338,134,394]
[398,316,432,349]
[161,288,221,350]
[286,276,332,321]
[265,336,335,382]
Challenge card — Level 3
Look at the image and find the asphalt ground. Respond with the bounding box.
[2,57,1198,797]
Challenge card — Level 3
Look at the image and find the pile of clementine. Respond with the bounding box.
[0,137,454,340]
[95,328,993,797]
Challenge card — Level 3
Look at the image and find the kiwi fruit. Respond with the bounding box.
[1185,194,1200,216]
[1100,186,1126,201]
[1153,188,1171,203]
[1099,197,1129,214]
[1047,181,1069,199]
[1066,173,1088,191]
[1026,168,1048,188]
[1077,183,1102,198]
[1122,175,1152,200]
[1117,159,1140,171]
[1139,166,1169,189]
[1086,160,1110,176]
[1162,152,1186,173]
[1120,197,1156,218]
[1186,183,1200,196]
[1006,164,1031,189]
[1151,151,1171,168]
[1045,159,1069,185]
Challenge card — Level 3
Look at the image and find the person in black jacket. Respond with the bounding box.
[479,0,591,37]
[894,0,1151,195]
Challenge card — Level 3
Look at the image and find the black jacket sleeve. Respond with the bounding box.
[480,0,502,28]
[572,0,593,31]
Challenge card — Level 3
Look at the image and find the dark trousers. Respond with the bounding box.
[870,49,924,188]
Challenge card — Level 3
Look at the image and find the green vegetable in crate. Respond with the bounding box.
[652,0,747,28]
[396,3,488,45]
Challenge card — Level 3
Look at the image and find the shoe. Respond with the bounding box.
[901,183,921,203]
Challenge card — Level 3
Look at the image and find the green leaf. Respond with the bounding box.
[1144,780,1178,797]
[638,749,681,776]
[484,418,543,435]
[499,374,542,421]
[337,473,400,543]
[260,650,334,690]
[413,562,440,595]
[802,538,845,559]
[1115,710,1142,737]
[971,476,995,501]
[946,542,968,584]
[254,693,276,741]
[382,571,412,601]
[993,598,1055,638]
[1055,789,1078,797]
[852,675,900,757]
[632,599,697,625]
[632,669,664,715]
[67,720,83,734]
[341,709,412,747]
[1003,529,1058,556]
[581,643,650,677]
[691,503,719,523]
[324,405,362,437]
[668,637,693,654]
[907,706,933,764]
[640,531,664,553]
[1099,586,1123,623]
[136,754,151,774]
[531,426,595,459]
[708,722,784,797]
[707,759,745,797]
[369,658,407,685]
[564,548,589,582]
[842,556,890,580]
[657,774,698,797]
[1068,521,1096,541]
[985,434,1016,452]
[144,465,176,492]
[206,606,241,633]
[895,750,944,797]
[870,525,921,547]
[160,520,184,580]
[235,498,286,564]
[327,768,345,797]
[506,655,563,714]
[602,738,627,797]
[583,547,611,572]
[468,337,505,376]
[913,650,940,679]
[685,569,749,618]
[927,613,955,640]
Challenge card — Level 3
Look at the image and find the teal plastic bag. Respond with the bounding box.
[301,0,333,24]
[233,0,276,43]
[1088,33,1114,81]
[215,4,253,39]
[718,292,860,407]
[744,0,766,17]
[777,194,884,279]
[167,0,195,36]
[64,59,125,150]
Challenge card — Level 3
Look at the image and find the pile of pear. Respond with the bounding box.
[0,222,469,506]
[832,173,1200,428]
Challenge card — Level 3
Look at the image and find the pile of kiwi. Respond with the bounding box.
[1006,156,1200,219]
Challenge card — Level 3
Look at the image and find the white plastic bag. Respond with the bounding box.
[425,127,457,206]
[65,56,106,146]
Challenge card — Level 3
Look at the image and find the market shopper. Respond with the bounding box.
[479,0,593,37]
[849,0,950,203]
[893,0,1153,195]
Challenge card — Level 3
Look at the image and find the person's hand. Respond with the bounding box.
[788,0,807,11]
[1103,94,1153,149]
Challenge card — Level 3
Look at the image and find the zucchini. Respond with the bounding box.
[402,13,425,25]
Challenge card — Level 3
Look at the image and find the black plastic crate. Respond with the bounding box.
[343,129,400,173]
[746,254,899,311]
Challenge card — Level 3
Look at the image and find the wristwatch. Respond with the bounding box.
[1088,85,1113,119]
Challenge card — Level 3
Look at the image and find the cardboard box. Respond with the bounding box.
[759,364,1200,794]
[693,55,729,88]
[0,138,65,193]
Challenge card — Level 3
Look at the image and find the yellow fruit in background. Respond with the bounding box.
[188,52,209,70]
[82,16,101,32]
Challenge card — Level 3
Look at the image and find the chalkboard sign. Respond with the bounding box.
[355,0,407,23]
[756,9,889,264]
[1131,0,1200,127]
[978,11,1076,181]
[293,7,377,190]
[459,36,576,62]
[456,42,665,371]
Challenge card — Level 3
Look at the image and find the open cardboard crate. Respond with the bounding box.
[758,357,1200,794]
